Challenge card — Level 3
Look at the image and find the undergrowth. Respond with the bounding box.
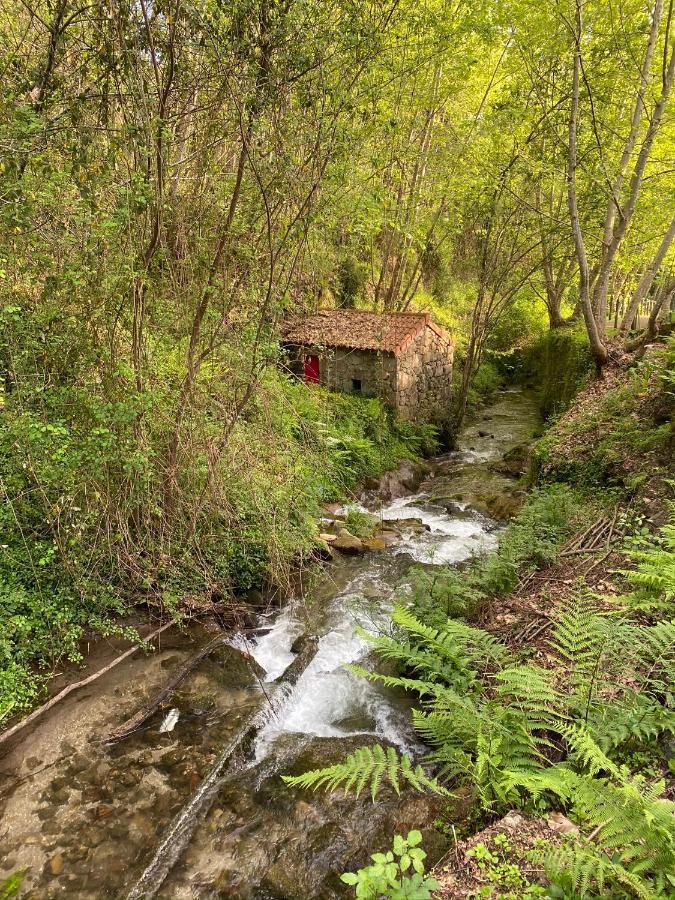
[286,597,675,898]
[287,344,675,899]
[0,371,434,720]
[405,484,588,625]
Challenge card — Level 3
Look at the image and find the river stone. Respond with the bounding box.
[374,529,401,545]
[48,853,64,876]
[547,812,579,835]
[319,532,337,543]
[363,537,386,551]
[387,517,431,532]
[332,529,364,554]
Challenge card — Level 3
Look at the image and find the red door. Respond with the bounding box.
[304,354,320,384]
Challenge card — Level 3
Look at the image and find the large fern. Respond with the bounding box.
[281,743,450,801]
[285,602,675,897]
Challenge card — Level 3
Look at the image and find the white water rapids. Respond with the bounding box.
[249,492,499,759]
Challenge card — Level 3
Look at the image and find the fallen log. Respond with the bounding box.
[0,621,175,748]
[105,633,231,744]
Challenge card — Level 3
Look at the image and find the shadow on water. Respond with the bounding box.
[0,389,542,899]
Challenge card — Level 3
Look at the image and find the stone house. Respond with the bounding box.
[282,309,454,421]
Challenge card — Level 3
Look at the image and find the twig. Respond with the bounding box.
[105,633,230,744]
[0,621,175,748]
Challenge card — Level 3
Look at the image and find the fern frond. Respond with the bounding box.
[281,744,450,801]
[559,722,621,778]
[532,843,657,900]
[495,665,565,727]
[347,664,442,697]
[391,606,509,671]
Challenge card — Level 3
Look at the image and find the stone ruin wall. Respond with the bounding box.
[395,327,454,422]
[320,347,397,405]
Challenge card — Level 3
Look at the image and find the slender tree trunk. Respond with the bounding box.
[625,284,675,350]
[567,0,608,368]
[595,0,665,322]
[619,214,675,332]
[594,18,675,331]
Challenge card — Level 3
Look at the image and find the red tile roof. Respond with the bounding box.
[282,309,451,356]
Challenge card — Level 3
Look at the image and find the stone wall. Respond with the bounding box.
[284,326,453,422]
[321,347,397,405]
[395,327,454,422]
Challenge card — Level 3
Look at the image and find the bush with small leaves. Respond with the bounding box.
[340,831,439,900]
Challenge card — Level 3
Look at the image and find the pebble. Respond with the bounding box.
[49,853,64,876]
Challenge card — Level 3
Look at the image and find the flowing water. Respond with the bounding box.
[0,389,541,900]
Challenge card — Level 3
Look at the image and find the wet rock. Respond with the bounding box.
[332,529,364,555]
[490,443,530,478]
[362,537,386,552]
[67,753,90,775]
[87,826,106,847]
[321,502,343,516]
[157,748,185,770]
[48,853,64,876]
[117,770,139,788]
[109,821,129,839]
[50,788,70,805]
[88,842,126,879]
[318,532,337,543]
[366,459,431,503]
[374,528,401,545]
[335,714,377,732]
[128,814,156,845]
[387,517,431,533]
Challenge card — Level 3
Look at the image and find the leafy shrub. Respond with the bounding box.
[340,831,439,900]
[617,499,675,617]
[0,361,434,717]
[406,485,585,625]
[466,360,503,411]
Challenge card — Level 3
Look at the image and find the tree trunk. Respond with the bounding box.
[567,0,608,368]
[619,214,675,332]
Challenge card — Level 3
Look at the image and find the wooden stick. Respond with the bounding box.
[105,633,230,744]
[0,621,175,748]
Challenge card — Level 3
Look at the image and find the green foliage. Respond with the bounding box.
[345,507,381,537]
[0,871,25,900]
[524,327,593,420]
[336,256,366,309]
[533,350,673,490]
[288,597,675,897]
[618,499,675,616]
[466,361,504,411]
[0,368,431,717]
[467,834,548,898]
[282,743,450,801]
[340,831,440,900]
[406,485,585,625]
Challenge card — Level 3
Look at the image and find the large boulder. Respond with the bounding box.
[332,529,364,555]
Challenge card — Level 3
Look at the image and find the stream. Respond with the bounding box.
[0,389,541,900]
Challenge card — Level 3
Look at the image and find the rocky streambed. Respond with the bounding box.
[0,389,541,899]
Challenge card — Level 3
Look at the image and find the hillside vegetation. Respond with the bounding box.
[288,340,675,899]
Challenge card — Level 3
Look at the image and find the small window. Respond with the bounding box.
[351,378,362,394]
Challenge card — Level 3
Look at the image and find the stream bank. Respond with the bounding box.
[0,389,541,899]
